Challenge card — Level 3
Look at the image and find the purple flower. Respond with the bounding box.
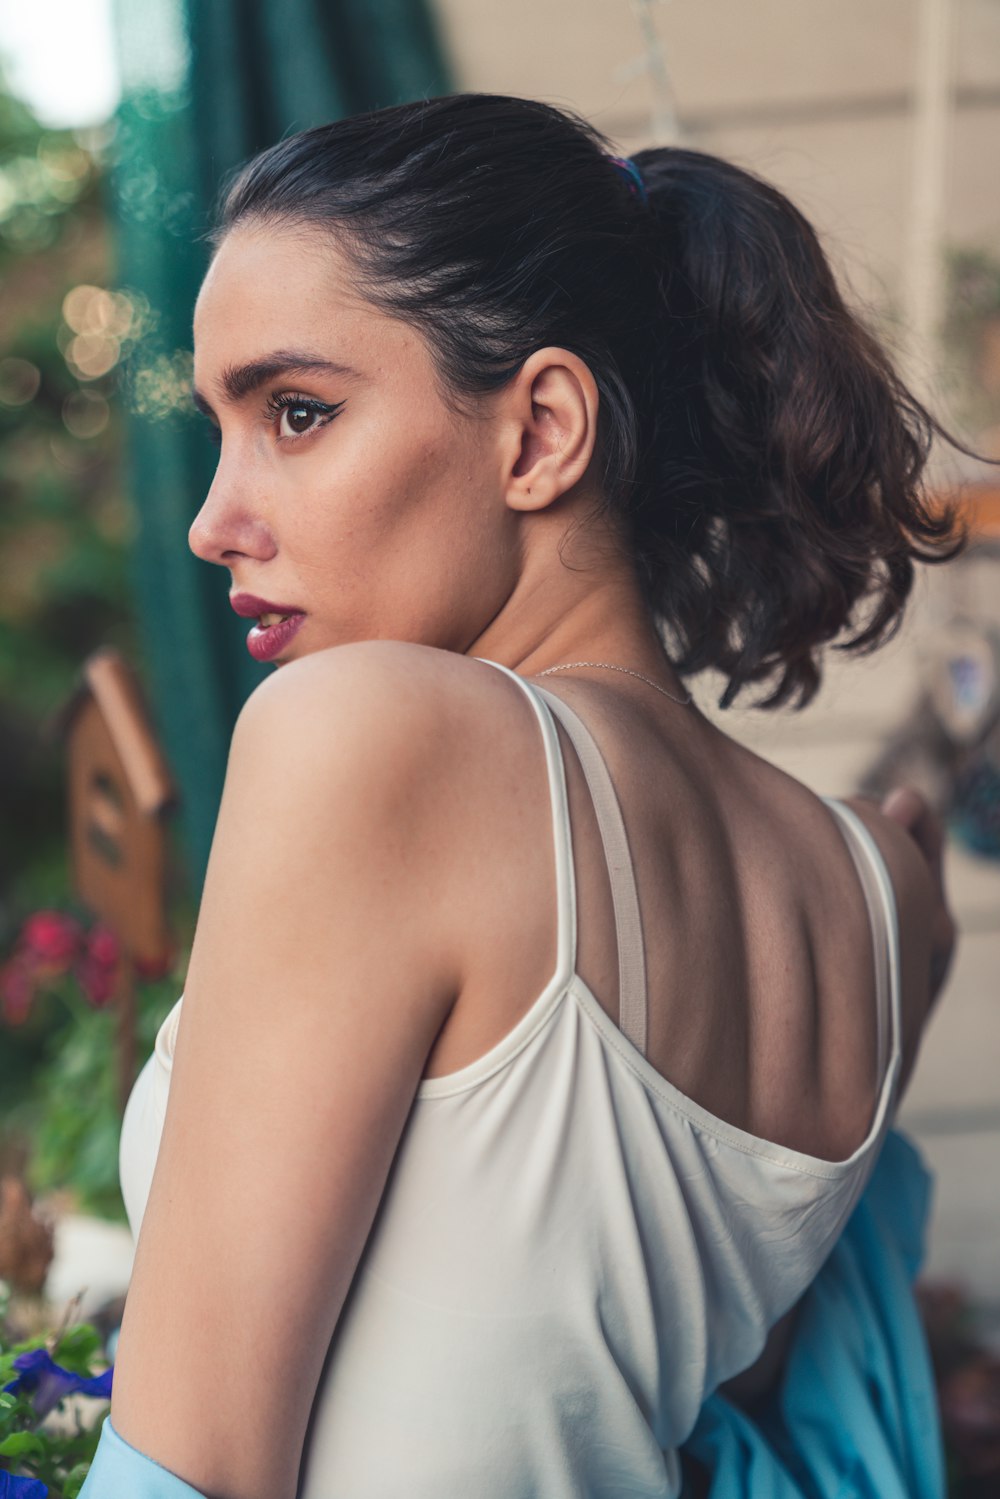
[0,1475,48,1497]
[2,1348,113,1421]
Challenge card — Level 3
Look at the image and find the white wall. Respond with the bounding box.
[434,1,1000,328]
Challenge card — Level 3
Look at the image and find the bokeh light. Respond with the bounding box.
[0,358,42,407]
[36,139,91,184]
[62,389,110,438]
[65,332,120,380]
[0,136,95,251]
[61,285,134,337]
[59,285,146,381]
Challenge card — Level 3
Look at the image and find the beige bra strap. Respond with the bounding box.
[536,687,648,1057]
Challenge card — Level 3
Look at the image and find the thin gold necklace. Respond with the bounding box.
[536,661,693,707]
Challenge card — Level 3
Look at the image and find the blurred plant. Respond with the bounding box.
[918,1280,1000,1498]
[1,912,124,1027]
[0,63,194,1214]
[0,907,182,1222]
[0,1279,110,1496]
[0,64,166,925]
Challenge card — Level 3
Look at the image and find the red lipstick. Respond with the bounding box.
[229,593,303,619]
[245,612,306,662]
[229,593,306,663]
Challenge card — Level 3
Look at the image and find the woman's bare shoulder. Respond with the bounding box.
[227,643,537,976]
[239,637,481,713]
[233,641,504,762]
[238,640,529,749]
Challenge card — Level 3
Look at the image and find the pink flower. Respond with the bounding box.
[19,910,83,975]
[75,956,118,1008]
[0,956,37,1026]
[75,933,121,1008]
[4,911,128,1012]
[85,923,120,970]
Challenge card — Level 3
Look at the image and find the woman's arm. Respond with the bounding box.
[842,785,958,1101]
[102,642,466,1499]
[876,785,957,1008]
[722,783,958,1411]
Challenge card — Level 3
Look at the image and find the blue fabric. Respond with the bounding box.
[76,1131,941,1498]
[681,1128,945,1499]
[77,1415,207,1499]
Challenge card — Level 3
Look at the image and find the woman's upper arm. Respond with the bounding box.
[841,793,955,1100]
[108,644,463,1499]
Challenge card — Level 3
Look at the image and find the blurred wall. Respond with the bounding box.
[434,0,1000,341]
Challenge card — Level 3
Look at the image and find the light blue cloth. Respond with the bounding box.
[78,1130,941,1498]
[78,1414,206,1498]
[681,1128,945,1498]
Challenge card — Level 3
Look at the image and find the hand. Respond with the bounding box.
[880,785,958,1006]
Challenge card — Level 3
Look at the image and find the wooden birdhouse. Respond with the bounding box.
[51,646,179,1112]
[55,647,177,963]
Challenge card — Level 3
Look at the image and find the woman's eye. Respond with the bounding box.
[265,394,345,441]
[279,403,320,438]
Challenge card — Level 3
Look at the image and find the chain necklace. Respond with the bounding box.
[535,661,693,707]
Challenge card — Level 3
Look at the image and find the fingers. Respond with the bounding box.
[880,784,927,830]
[880,784,945,874]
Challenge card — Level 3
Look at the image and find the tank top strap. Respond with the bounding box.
[473,660,578,984]
[535,687,649,1056]
[821,797,902,1091]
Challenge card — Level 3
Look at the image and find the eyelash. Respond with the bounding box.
[203,392,345,446]
[263,391,345,441]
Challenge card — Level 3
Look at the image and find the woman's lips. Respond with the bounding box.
[229,592,302,619]
[245,612,306,662]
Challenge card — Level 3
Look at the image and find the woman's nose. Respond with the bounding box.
[187,463,276,566]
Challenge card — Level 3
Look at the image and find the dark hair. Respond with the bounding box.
[214,92,970,709]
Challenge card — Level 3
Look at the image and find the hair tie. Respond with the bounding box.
[608,155,648,207]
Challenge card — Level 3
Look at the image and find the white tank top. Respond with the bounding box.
[119,657,903,1498]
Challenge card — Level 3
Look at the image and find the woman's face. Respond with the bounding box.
[190,222,516,665]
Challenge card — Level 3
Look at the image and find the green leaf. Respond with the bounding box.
[0,1428,46,1456]
[53,1322,102,1371]
[64,1460,95,1499]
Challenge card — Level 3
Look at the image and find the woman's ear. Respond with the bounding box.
[501,347,600,513]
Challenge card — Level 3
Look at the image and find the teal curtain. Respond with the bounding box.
[109,0,453,896]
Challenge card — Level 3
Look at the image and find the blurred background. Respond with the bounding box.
[0,0,998,1487]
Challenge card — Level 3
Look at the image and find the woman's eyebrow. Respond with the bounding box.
[192,351,361,415]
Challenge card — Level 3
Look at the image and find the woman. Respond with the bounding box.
[79,94,960,1498]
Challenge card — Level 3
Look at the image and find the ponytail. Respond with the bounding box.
[628,146,967,708]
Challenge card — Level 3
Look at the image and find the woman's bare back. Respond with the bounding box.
[422,654,936,1163]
